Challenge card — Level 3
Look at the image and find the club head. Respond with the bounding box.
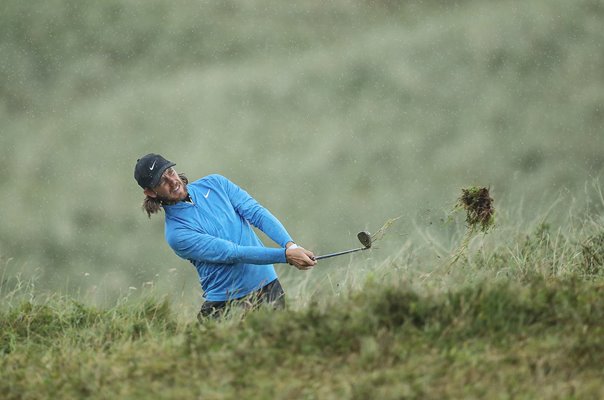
[357,231,372,248]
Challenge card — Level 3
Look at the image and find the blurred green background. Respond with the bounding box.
[1,0,603,303]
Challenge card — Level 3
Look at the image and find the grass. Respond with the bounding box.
[1,277,602,398]
[1,198,603,399]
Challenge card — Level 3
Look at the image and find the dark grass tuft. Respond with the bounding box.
[457,186,495,233]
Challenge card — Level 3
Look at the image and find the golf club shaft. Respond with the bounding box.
[315,246,368,260]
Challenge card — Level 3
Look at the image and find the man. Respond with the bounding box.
[134,153,317,319]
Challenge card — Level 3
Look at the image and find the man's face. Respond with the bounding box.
[144,167,188,203]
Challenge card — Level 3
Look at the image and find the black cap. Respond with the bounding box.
[134,154,176,189]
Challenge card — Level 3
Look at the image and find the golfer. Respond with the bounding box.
[134,153,317,318]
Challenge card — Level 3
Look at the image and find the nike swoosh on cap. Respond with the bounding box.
[149,161,157,170]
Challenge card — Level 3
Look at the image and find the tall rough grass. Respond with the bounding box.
[1,276,602,398]
[1,196,603,399]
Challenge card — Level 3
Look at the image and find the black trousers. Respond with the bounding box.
[198,279,285,320]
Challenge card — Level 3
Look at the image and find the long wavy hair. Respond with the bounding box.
[142,173,189,218]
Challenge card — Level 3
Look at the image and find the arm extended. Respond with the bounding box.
[168,228,287,265]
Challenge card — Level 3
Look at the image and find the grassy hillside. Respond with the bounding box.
[2,1,603,398]
[1,272,603,398]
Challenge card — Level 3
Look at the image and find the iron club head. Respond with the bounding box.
[357,231,372,248]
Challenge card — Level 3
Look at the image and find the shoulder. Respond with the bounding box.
[189,174,229,186]
[194,174,237,192]
[205,174,230,184]
[187,174,240,198]
[184,175,224,195]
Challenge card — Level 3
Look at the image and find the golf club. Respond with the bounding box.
[315,231,372,260]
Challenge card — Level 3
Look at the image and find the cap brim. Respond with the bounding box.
[149,162,176,188]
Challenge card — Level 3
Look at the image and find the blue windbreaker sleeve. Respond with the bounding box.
[219,176,294,247]
[167,229,287,265]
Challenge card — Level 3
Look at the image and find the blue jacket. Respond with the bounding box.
[164,174,293,301]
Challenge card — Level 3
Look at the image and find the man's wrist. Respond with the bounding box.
[285,242,298,265]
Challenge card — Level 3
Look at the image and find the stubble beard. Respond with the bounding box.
[158,185,188,205]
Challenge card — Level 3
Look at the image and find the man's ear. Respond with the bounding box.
[144,188,157,198]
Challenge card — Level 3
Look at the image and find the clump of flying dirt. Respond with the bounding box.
[447,186,495,268]
[457,186,495,233]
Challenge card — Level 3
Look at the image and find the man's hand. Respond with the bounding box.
[285,245,317,270]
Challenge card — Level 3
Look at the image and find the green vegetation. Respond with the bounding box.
[1,0,603,397]
[2,196,603,398]
[1,268,603,398]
